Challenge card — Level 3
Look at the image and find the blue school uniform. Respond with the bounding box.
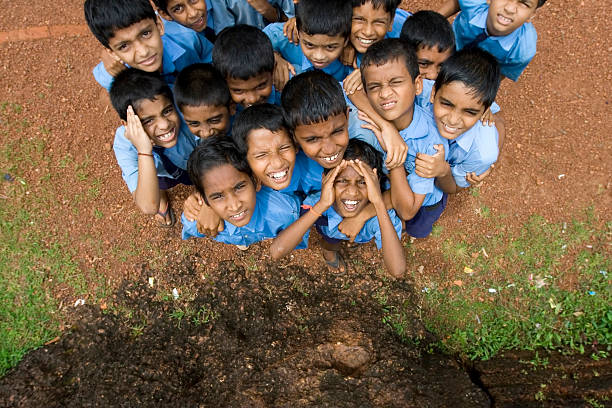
[453,0,537,81]
[302,192,403,249]
[93,21,213,91]
[263,23,352,82]
[181,187,305,247]
[416,78,500,113]
[113,122,199,193]
[355,9,411,68]
[271,150,323,195]
[210,0,295,33]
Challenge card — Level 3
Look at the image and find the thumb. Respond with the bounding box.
[433,144,445,155]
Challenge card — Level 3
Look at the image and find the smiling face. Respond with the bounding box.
[201,164,257,227]
[292,111,349,169]
[226,73,273,109]
[363,58,422,130]
[350,2,393,54]
[415,45,454,81]
[133,94,180,148]
[431,81,486,140]
[486,0,537,37]
[246,128,297,190]
[180,104,230,139]
[299,32,348,70]
[333,164,369,218]
[160,0,208,32]
[107,17,164,72]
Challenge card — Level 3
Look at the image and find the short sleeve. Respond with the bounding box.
[93,61,116,92]
[180,213,206,239]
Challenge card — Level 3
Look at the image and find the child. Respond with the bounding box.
[212,25,280,110]
[415,48,501,192]
[263,0,353,85]
[173,63,232,138]
[181,136,303,248]
[84,0,213,91]
[110,69,199,227]
[151,0,216,43]
[270,139,405,278]
[438,0,547,81]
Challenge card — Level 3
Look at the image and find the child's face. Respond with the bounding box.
[133,94,181,148]
[350,3,393,54]
[201,164,257,227]
[299,32,348,70]
[333,163,369,218]
[363,58,422,130]
[292,111,349,169]
[416,45,454,81]
[486,0,537,37]
[431,81,486,140]
[246,128,297,191]
[226,73,273,109]
[107,17,164,73]
[181,104,230,138]
[159,0,208,32]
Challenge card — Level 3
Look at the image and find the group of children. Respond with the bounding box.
[84,0,547,277]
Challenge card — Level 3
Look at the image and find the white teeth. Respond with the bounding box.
[343,200,358,205]
[230,211,245,219]
[498,14,512,24]
[443,123,459,132]
[323,153,339,162]
[269,170,288,180]
[358,37,374,44]
[157,128,174,141]
[381,101,396,109]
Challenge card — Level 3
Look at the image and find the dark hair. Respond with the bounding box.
[296,0,352,38]
[110,69,173,121]
[360,38,420,86]
[400,11,455,52]
[213,25,274,80]
[187,135,255,204]
[281,71,347,130]
[537,0,547,8]
[150,0,170,14]
[231,104,289,155]
[84,0,156,48]
[434,48,500,109]
[174,64,231,110]
[323,139,384,184]
[351,0,401,15]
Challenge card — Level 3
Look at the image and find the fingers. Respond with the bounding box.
[433,144,445,155]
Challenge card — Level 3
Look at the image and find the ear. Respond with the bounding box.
[120,119,127,127]
[155,15,165,36]
[255,178,262,192]
[229,102,237,116]
[387,12,396,32]
[343,37,349,48]
[429,85,436,104]
[156,7,174,22]
[414,74,423,96]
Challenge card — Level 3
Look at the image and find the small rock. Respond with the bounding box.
[331,343,370,376]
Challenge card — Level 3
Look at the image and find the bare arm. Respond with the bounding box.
[388,165,426,220]
[437,0,460,18]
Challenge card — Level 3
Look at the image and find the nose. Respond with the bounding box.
[270,152,284,169]
[226,193,241,212]
[135,41,148,58]
[362,22,375,37]
[243,92,258,106]
[312,49,325,62]
[187,5,198,19]
[504,1,517,13]
[158,116,171,131]
[345,183,359,197]
[321,138,336,156]
[380,83,393,98]
[447,109,461,126]
[204,124,215,137]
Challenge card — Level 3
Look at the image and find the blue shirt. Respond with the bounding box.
[263,23,352,82]
[113,121,199,193]
[93,20,214,91]
[274,150,323,195]
[355,9,411,68]
[210,0,295,33]
[417,78,500,113]
[453,0,537,81]
[181,187,304,247]
[303,192,403,249]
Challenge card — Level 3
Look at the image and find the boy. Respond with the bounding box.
[438,0,547,81]
[270,140,405,278]
[415,48,501,192]
[151,0,216,43]
[110,69,199,227]
[181,136,303,248]
[212,25,281,110]
[263,0,353,84]
[84,0,212,91]
[173,63,232,139]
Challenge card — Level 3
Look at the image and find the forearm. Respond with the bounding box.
[251,0,280,22]
[270,203,326,259]
[437,0,460,18]
[493,112,505,153]
[375,202,405,278]
[433,163,462,194]
[389,168,421,220]
[133,155,161,214]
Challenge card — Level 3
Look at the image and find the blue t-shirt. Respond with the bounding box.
[93,20,213,91]
[263,23,353,82]
[453,0,537,81]
[210,0,295,33]
[303,192,403,249]
[113,121,199,193]
[181,187,304,247]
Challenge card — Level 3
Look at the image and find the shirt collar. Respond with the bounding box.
[324,205,344,231]
[470,8,519,51]
[454,124,477,152]
[161,35,186,75]
[399,105,429,140]
[301,56,344,75]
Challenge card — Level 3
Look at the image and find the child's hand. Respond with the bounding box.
[342,69,363,95]
[317,160,347,210]
[338,213,366,242]
[125,105,153,154]
[101,48,126,77]
[466,165,493,187]
[283,17,298,44]
[196,202,224,237]
[273,52,295,91]
[247,0,283,22]
[351,159,383,207]
[341,43,357,68]
[357,110,407,170]
[183,192,203,221]
[480,107,495,126]
[415,144,447,178]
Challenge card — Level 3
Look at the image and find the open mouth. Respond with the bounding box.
[311,61,328,69]
[156,127,176,143]
[496,14,513,25]
[356,37,376,47]
[267,169,289,184]
[380,100,397,110]
[321,152,340,163]
[139,54,158,67]
[341,199,361,212]
[440,122,461,135]
[190,16,206,31]
[230,210,247,222]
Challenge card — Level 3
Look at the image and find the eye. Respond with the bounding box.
[116,43,128,52]
[418,61,430,67]
[235,182,246,191]
[279,144,293,151]
[367,84,380,92]
[142,30,152,39]
[171,5,184,13]
[231,89,244,95]
[389,79,404,86]
[358,180,367,186]
[302,41,313,49]
[305,137,319,143]
[141,118,153,126]
[162,106,174,116]
[464,110,479,116]
[208,117,221,124]
[440,100,453,107]
[210,193,223,201]
[326,45,338,51]
[334,179,347,185]
[352,16,365,22]
[254,152,267,159]
[255,83,267,90]
[187,121,200,127]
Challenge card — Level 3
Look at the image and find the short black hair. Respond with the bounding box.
[360,38,420,86]
[84,0,156,48]
[351,0,401,15]
[150,0,170,14]
[434,48,501,110]
[187,135,255,204]
[323,139,385,184]
[231,104,290,155]
[110,69,173,121]
[400,10,455,53]
[213,25,274,80]
[281,71,347,130]
[296,0,352,38]
[174,64,231,110]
